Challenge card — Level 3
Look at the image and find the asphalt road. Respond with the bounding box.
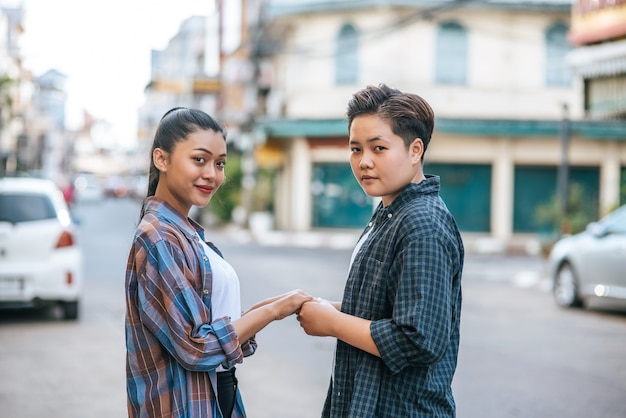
[0,197,625,418]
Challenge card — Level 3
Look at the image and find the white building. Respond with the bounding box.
[136,15,222,174]
[0,4,29,176]
[236,0,626,252]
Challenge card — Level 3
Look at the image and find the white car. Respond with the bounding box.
[549,204,626,309]
[0,177,83,319]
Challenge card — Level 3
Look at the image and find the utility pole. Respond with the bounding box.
[557,103,570,234]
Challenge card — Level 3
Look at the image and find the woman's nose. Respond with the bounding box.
[359,153,372,169]
[202,164,216,179]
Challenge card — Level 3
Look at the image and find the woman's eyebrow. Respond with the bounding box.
[193,147,226,156]
[349,136,384,144]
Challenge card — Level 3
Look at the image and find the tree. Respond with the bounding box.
[535,183,597,256]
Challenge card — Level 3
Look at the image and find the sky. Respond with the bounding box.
[15,0,216,148]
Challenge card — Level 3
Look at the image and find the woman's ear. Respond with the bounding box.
[410,138,424,163]
[153,148,169,172]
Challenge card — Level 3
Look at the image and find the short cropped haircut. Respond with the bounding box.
[346,83,435,156]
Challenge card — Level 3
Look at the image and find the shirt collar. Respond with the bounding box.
[143,196,206,242]
[377,175,441,214]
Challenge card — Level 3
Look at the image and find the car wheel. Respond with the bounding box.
[553,262,583,308]
[61,301,79,320]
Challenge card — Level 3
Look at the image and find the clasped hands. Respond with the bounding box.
[247,289,339,337]
[275,290,340,337]
[295,296,340,337]
[262,290,380,357]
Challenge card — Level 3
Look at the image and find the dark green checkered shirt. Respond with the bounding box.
[323,176,464,417]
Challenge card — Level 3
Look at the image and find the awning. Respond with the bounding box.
[257,117,626,140]
[567,39,626,78]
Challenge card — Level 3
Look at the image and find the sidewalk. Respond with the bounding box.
[219,225,362,250]
[216,224,548,256]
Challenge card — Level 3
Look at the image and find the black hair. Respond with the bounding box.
[140,107,226,218]
[346,83,435,159]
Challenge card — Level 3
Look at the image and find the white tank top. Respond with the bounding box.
[198,236,242,372]
[198,237,241,323]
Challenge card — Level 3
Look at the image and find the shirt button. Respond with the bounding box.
[387,213,393,219]
[203,289,209,295]
[203,255,208,261]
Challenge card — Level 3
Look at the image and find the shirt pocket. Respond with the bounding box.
[355,257,386,319]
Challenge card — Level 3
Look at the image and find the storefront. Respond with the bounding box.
[256,117,626,247]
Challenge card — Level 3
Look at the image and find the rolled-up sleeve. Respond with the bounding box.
[371,237,453,375]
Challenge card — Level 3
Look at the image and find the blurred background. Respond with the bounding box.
[1,0,626,417]
[0,0,624,247]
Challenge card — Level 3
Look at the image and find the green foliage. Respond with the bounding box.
[535,183,596,235]
[252,167,276,212]
[621,178,626,206]
[206,151,242,223]
[0,74,13,110]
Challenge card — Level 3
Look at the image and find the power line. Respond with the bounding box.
[254,0,567,60]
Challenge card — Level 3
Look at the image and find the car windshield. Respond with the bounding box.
[0,193,57,223]
[601,205,626,234]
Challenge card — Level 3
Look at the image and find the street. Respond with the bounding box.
[1,197,625,418]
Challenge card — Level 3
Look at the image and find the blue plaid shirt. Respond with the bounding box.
[125,198,256,418]
[323,176,464,417]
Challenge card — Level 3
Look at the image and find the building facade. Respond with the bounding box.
[0,4,30,177]
[0,4,77,188]
[226,0,626,252]
[136,15,222,173]
[568,1,626,119]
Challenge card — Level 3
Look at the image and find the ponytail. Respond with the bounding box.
[138,107,226,222]
[139,161,160,219]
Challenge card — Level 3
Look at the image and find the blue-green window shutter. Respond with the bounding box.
[546,22,572,87]
[336,23,359,85]
[435,22,468,85]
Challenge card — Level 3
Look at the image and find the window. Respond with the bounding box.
[435,21,468,85]
[602,205,626,234]
[546,22,572,87]
[335,23,359,85]
[0,194,56,223]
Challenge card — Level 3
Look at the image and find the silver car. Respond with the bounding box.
[550,204,626,309]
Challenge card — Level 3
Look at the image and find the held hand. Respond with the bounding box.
[244,289,310,316]
[270,289,313,320]
[296,298,340,337]
[233,290,312,342]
